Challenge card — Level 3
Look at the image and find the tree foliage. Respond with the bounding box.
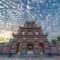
[51,36,60,45]
[57,36,60,42]
[51,39,57,45]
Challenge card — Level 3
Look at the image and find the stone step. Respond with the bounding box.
[14,54,51,58]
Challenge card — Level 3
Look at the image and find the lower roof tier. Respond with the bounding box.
[13,34,47,38]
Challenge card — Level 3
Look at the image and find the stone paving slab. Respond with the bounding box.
[0,56,60,60]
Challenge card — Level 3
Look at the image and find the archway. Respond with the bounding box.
[27,42,33,54]
[39,43,45,54]
[16,43,21,54]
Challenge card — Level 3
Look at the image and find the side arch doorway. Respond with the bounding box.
[16,43,21,54]
[39,43,45,54]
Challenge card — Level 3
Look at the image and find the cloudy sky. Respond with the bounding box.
[0,0,60,40]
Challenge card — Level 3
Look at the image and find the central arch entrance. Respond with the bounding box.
[39,43,45,54]
[27,42,33,54]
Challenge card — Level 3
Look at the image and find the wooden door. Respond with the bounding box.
[39,43,45,54]
[16,43,20,53]
[27,42,33,54]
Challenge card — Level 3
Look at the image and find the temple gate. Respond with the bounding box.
[12,21,49,54]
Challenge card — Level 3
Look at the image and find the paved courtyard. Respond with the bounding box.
[0,56,60,60]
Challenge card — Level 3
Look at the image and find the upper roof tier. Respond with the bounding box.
[18,21,45,34]
[19,21,41,28]
[24,21,36,28]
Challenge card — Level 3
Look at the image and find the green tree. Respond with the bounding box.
[57,36,60,43]
[0,42,5,45]
[51,39,57,45]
